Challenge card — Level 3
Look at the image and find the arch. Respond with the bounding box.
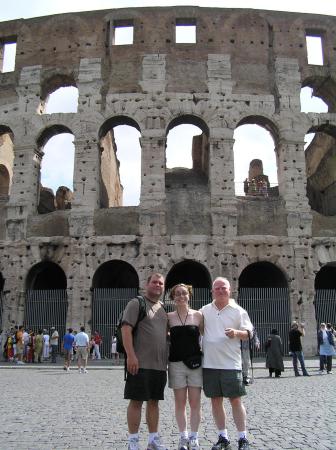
[239,261,288,288]
[37,124,74,149]
[98,116,141,140]
[236,115,279,143]
[41,73,77,102]
[92,260,139,289]
[98,116,141,207]
[26,261,67,290]
[302,76,336,113]
[166,114,209,137]
[165,260,211,289]
[234,118,278,197]
[0,164,10,196]
[305,124,336,216]
[315,264,336,289]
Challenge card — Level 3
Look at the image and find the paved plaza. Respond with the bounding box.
[0,360,334,450]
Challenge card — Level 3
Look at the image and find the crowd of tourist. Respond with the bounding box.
[0,325,104,366]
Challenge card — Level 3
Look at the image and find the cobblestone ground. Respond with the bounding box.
[0,364,334,450]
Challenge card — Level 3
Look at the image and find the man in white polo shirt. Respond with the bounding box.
[74,326,89,373]
[201,277,253,450]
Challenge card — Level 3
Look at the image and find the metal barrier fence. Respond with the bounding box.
[24,289,68,353]
[91,288,138,358]
[237,287,291,357]
[314,289,336,329]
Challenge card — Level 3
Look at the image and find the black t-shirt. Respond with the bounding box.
[289,329,303,352]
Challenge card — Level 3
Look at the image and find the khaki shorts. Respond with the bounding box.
[16,343,24,355]
[76,347,88,360]
[168,361,203,389]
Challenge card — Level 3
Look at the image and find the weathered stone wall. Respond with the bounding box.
[0,7,336,354]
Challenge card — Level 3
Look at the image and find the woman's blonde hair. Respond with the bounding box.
[169,283,193,300]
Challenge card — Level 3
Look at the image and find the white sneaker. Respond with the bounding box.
[83,368,88,374]
[189,437,200,450]
[177,436,189,450]
[66,367,70,372]
[78,368,82,374]
[147,436,168,450]
[16,360,25,365]
[318,370,324,375]
[128,437,139,450]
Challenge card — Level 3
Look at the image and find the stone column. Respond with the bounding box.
[290,243,316,355]
[6,142,42,240]
[139,133,166,209]
[208,134,237,237]
[276,138,312,237]
[69,137,100,237]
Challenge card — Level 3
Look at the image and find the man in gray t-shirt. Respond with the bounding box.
[121,273,168,450]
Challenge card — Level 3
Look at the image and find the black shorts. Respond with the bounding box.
[124,369,167,401]
[203,368,246,398]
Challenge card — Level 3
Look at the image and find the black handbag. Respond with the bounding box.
[183,354,202,370]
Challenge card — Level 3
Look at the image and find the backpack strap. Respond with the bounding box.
[123,295,147,381]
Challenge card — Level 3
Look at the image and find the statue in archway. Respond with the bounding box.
[244,159,270,197]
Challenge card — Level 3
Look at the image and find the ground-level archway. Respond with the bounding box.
[165,260,212,310]
[0,272,4,331]
[24,262,68,354]
[314,264,336,329]
[91,260,139,357]
[238,261,290,356]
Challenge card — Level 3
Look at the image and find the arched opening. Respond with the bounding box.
[305,124,336,216]
[98,117,141,207]
[39,75,78,114]
[0,272,4,331]
[165,260,211,310]
[238,262,290,356]
[0,164,10,197]
[239,261,287,288]
[0,126,14,201]
[37,126,75,214]
[92,260,139,289]
[26,261,67,290]
[165,116,210,234]
[24,262,68,349]
[233,119,278,197]
[91,260,139,357]
[314,264,336,329]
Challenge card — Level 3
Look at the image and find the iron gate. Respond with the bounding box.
[314,289,336,329]
[91,288,138,358]
[237,287,291,357]
[24,289,68,352]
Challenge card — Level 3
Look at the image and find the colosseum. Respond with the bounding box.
[0,6,335,356]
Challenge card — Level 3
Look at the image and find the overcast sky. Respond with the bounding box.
[0,1,331,204]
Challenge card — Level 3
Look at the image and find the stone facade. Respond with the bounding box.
[0,7,336,355]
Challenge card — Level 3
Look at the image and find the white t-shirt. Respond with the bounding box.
[201,299,253,370]
[50,330,59,346]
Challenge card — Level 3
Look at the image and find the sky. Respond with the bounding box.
[0,1,332,204]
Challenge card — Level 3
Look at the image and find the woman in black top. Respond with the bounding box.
[168,283,203,450]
